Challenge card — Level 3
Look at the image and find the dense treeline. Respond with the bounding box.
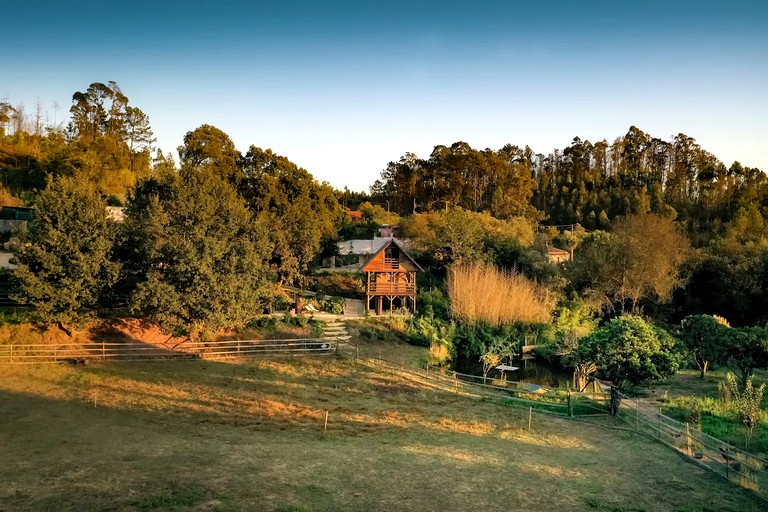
[1,82,342,338]
[372,126,767,241]
[4,81,768,340]
[370,127,768,326]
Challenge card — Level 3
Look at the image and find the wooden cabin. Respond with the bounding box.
[361,239,422,314]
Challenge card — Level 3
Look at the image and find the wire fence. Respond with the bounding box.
[348,353,611,418]
[0,338,337,364]
[619,394,768,500]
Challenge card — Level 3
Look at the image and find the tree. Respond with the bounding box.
[577,315,683,390]
[10,176,119,333]
[679,314,729,378]
[725,372,766,450]
[123,106,155,177]
[124,167,272,339]
[237,146,340,283]
[177,124,239,178]
[574,214,691,313]
[479,336,517,384]
[722,327,768,390]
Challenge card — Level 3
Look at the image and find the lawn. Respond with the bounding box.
[0,354,764,511]
[642,368,768,454]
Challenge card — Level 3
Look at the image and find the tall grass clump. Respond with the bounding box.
[448,264,552,326]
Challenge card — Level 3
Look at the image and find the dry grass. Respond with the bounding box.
[448,263,552,326]
[0,355,764,511]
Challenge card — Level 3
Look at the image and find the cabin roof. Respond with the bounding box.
[361,238,423,272]
[547,245,570,256]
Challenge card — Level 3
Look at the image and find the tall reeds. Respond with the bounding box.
[448,264,551,326]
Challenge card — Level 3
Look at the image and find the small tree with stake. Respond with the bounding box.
[725,372,766,451]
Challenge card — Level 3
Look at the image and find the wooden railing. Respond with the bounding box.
[383,257,400,269]
[368,283,415,295]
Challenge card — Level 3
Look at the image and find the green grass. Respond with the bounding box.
[645,369,768,453]
[0,356,764,511]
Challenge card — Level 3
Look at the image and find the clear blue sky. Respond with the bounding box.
[3,1,766,191]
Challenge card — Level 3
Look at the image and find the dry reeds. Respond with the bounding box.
[448,264,552,326]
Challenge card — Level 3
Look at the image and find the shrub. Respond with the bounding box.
[315,296,345,315]
[417,288,450,320]
[408,315,455,366]
[577,315,683,390]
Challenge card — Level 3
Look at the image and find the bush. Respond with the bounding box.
[315,296,345,315]
[407,315,455,366]
[416,288,450,320]
[577,315,683,390]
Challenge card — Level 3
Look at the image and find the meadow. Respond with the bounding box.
[0,340,764,511]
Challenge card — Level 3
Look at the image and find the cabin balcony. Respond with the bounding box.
[383,257,400,269]
[367,283,415,295]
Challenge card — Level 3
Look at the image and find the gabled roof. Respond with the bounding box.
[361,238,423,272]
[337,237,390,256]
[547,245,570,256]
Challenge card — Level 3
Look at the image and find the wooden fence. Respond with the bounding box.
[0,338,337,364]
[352,355,611,418]
[619,394,768,501]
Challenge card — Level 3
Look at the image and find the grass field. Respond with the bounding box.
[0,345,765,511]
[644,368,768,454]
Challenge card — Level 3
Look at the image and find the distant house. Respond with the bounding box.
[361,238,421,314]
[345,210,364,223]
[547,245,571,263]
[378,224,398,238]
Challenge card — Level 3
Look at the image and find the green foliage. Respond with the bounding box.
[722,327,768,389]
[406,315,456,366]
[315,296,345,315]
[453,322,537,358]
[416,288,449,319]
[725,373,766,439]
[10,176,119,330]
[125,168,272,339]
[177,124,239,178]
[570,214,691,314]
[307,272,364,299]
[577,315,683,389]
[400,207,534,269]
[373,142,540,220]
[536,297,598,366]
[678,314,728,378]
[238,146,341,283]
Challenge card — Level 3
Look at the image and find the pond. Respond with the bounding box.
[451,354,573,388]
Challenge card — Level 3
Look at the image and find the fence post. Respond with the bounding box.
[567,389,573,418]
[686,422,691,456]
[528,406,532,430]
[635,400,639,429]
[658,408,662,439]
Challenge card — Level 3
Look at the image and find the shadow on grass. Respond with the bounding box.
[1,360,766,512]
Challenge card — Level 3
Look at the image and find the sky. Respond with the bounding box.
[2,0,767,191]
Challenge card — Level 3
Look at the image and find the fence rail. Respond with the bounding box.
[0,338,337,364]
[619,394,768,501]
[349,354,610,418]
